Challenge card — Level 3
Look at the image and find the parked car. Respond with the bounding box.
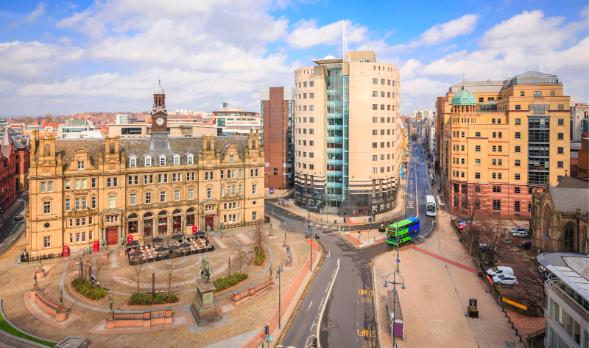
[510,227,528,234]
[487,266,514,277]
[518,241,532,250]
[479,243,497,252]
[13,215,24,222]
[513,231,529,238]
[459,219,476,230]
[493,274,518,286]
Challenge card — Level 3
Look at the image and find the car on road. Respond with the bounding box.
[487,266,513,277]
[493,274,518,286]
[14,215,24,222]
[513,231,529,238]
[510,227,528,234]
[518,241,532,250]
[479,243,497,252]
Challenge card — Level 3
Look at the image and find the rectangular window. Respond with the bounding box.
[130,194,136,205]
[372,104,377,110]
[557,161,563,168]
[515,187,520,194]
[207,188,212,199]
[475,145,481,152]
[515,105,521,110]
[515,132,521,139]
[533,91,541,97]
[160,191,166,203]
[558,147,563,154]
[174,190,180,201]
[558,133,564,140]
[558,118,564,126]
[372,117,377,123]
[40,181,46,193]
[493,186,501,193]
[109,196,115,208]
[372,78,378,84]
[43,236,51,248]
[475,172,480,179]
[515,118,521,125]
[515,146,521,153]
[515,173,520,180]
[475,159,480,165]
[188,188,194,200]
[493,200,501,211]
[515,160,520,166]
[514,201,520,212]
[145,192,151,204]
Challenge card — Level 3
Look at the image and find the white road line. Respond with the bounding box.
[317,258,340,340]
[306,301,313,312]
[325,281,331,293]
[327,251,330,258]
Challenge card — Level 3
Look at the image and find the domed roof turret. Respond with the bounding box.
[452,86,476,106]
[154,79,165,95]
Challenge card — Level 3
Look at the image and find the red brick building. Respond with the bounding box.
[260,87,295,190]
[0,128,17,211]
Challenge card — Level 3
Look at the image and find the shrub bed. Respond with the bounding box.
[253,246,266,266]
[128,292,179,305]
[213,272,248,293]
[71,278,108,301]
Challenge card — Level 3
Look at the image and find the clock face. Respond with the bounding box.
[156,117,164,126]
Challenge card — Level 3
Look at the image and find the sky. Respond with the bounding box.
[0,0,587,116]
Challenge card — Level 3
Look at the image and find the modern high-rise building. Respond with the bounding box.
[537,251,588,348]
[261,87,295,190]
[293,50,402,216]
[571,103,589,141]
[439,71,570,218]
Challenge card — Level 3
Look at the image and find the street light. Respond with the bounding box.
[396,226,400,273]
[384,272,406,348]
[275,263,284,329]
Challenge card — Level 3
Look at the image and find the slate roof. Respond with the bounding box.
[550,187,589,214]
[0,127,29,149]
[49,136,250,167]
[556,176,589,189]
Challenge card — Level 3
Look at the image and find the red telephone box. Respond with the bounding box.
[127,235,133,244]
[192,225,197,235]
[63,245,70,258]
[93,240,99,253]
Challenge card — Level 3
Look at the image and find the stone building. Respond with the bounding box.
[0,128,18,211]
[530,177,589,253]
[26,83,265,256]
[294,50,402,216]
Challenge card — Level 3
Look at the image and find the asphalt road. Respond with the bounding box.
[270,143,437,348]
[0,198,27,256]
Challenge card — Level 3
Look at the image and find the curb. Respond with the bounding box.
[0,298,58,345]
[274,239,325,347]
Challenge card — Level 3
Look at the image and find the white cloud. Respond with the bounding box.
[392,14,479,51]
[286,19,368,49]
[0,41,83,79]
[24,2,46,23]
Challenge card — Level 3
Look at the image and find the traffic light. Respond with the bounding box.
[264,325,270,341]
[312,337,318,348]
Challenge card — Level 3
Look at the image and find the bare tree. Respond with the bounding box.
[458,186,489,225]
[72,250,91,279]
[164,251,178,295]
[476,217,506,265]
[254,220,265,251]
[517,271,546,316]
[133,259,145,294]
[93,256,109,282]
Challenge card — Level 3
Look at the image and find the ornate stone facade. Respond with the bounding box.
[26,84,265,256]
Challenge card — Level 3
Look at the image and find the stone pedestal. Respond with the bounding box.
[35,266,46,279]
[190,279,221,326]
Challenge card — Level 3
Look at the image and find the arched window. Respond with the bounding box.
[542,205,552,236]
[563,223,576,251]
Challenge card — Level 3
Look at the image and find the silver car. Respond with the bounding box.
[487,266,514,277]
[493,274,518,286]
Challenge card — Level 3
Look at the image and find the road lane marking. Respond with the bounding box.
[325,281,331,293]
[306,301,313,312]
[317,258,339,340]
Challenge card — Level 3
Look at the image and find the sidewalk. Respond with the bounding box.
[373,209,525,348]
[269,171,409,228]
[342,228,388,248]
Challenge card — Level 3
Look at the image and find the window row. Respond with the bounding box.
[296,163,315,170]
[371,166,395,173]
[372,141,395,148]
[297,81,314,88]
[67,217,93,227]
[297,151,314,158]
[372,116,396,123]
[371,104,396,111]
[372,91,397,98]
[297,105,315,112]
[372,78,396,86]
[297,92,315,99]
[372,154,395,161]
[298,117,315,123]
[67,230,94,244]
[297,128,315,135]
[137,154,194,167]
[297,140,315,146]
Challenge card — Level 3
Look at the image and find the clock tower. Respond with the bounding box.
[150,79,170,152]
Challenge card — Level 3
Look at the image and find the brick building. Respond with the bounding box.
[260,86,295,190]
[0,128,17,211]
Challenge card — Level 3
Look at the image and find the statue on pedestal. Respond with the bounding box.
[33,272,38,287]
[199,254,213,283]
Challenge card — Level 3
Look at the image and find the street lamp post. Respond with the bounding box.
[384,272,406,348]
[396,226,400,273]
[275,263,284,329]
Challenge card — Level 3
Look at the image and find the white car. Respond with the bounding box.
[487,266,514,277]
[493,274,518,286]
[513,231,529,238]
[510,227,528,234]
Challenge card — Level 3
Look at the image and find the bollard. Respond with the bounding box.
[515,329,518,336]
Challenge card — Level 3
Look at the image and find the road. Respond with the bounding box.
[0,197,27,256]
[269,143,436,348]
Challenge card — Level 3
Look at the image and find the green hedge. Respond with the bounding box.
[213,272,248,293]
[71,278,108,301]
[128,292,179,305]
[253,247,266,266]
[0,310,56,347]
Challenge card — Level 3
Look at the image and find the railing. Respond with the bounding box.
[21,253,64,263]
[106,308,173,329]
[547,278,588,315]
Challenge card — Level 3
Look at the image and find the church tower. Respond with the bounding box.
[150,79,170,151]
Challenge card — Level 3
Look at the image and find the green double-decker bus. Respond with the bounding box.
[386,218,420,246]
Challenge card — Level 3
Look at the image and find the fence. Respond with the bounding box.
[128,244,214,266]
[106,308,173,329]
[21,253,64,263]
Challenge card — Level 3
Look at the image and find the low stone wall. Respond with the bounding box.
[32,288,68,322]
[106,308,173,329]
[231,279,275,306]
[0,330,49,348]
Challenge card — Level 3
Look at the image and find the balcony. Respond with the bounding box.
[327,159,343,166]
[327,136,343,144]
[327,124,344,131]
[327,182,343,189]
[327,147,344,155]
[327,171,343,177]
[327,113,343,120]
[546,278,588,315]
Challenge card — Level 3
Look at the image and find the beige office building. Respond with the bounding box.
[294,50,402,216]
[26,83,265,256]
[439,71,570,218]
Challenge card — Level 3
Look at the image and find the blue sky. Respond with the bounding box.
[0,0,587,116]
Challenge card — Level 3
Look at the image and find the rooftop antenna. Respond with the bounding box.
[342,19,350,62]
[462,73,465,90]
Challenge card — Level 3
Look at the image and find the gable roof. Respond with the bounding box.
[557,176,589,189]
[550,187,589,214]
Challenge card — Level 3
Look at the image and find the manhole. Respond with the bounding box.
[330,320,339,328]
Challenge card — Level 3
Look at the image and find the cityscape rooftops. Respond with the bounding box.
[503,70,560,88]
[451,87,477,106]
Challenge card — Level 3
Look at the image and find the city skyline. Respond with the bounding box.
[0,0,587,116]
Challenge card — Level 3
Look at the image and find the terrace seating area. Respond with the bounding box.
[126,235,213,265]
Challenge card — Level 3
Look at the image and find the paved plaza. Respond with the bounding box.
[373,209,525,348]
[0,222,319,347]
